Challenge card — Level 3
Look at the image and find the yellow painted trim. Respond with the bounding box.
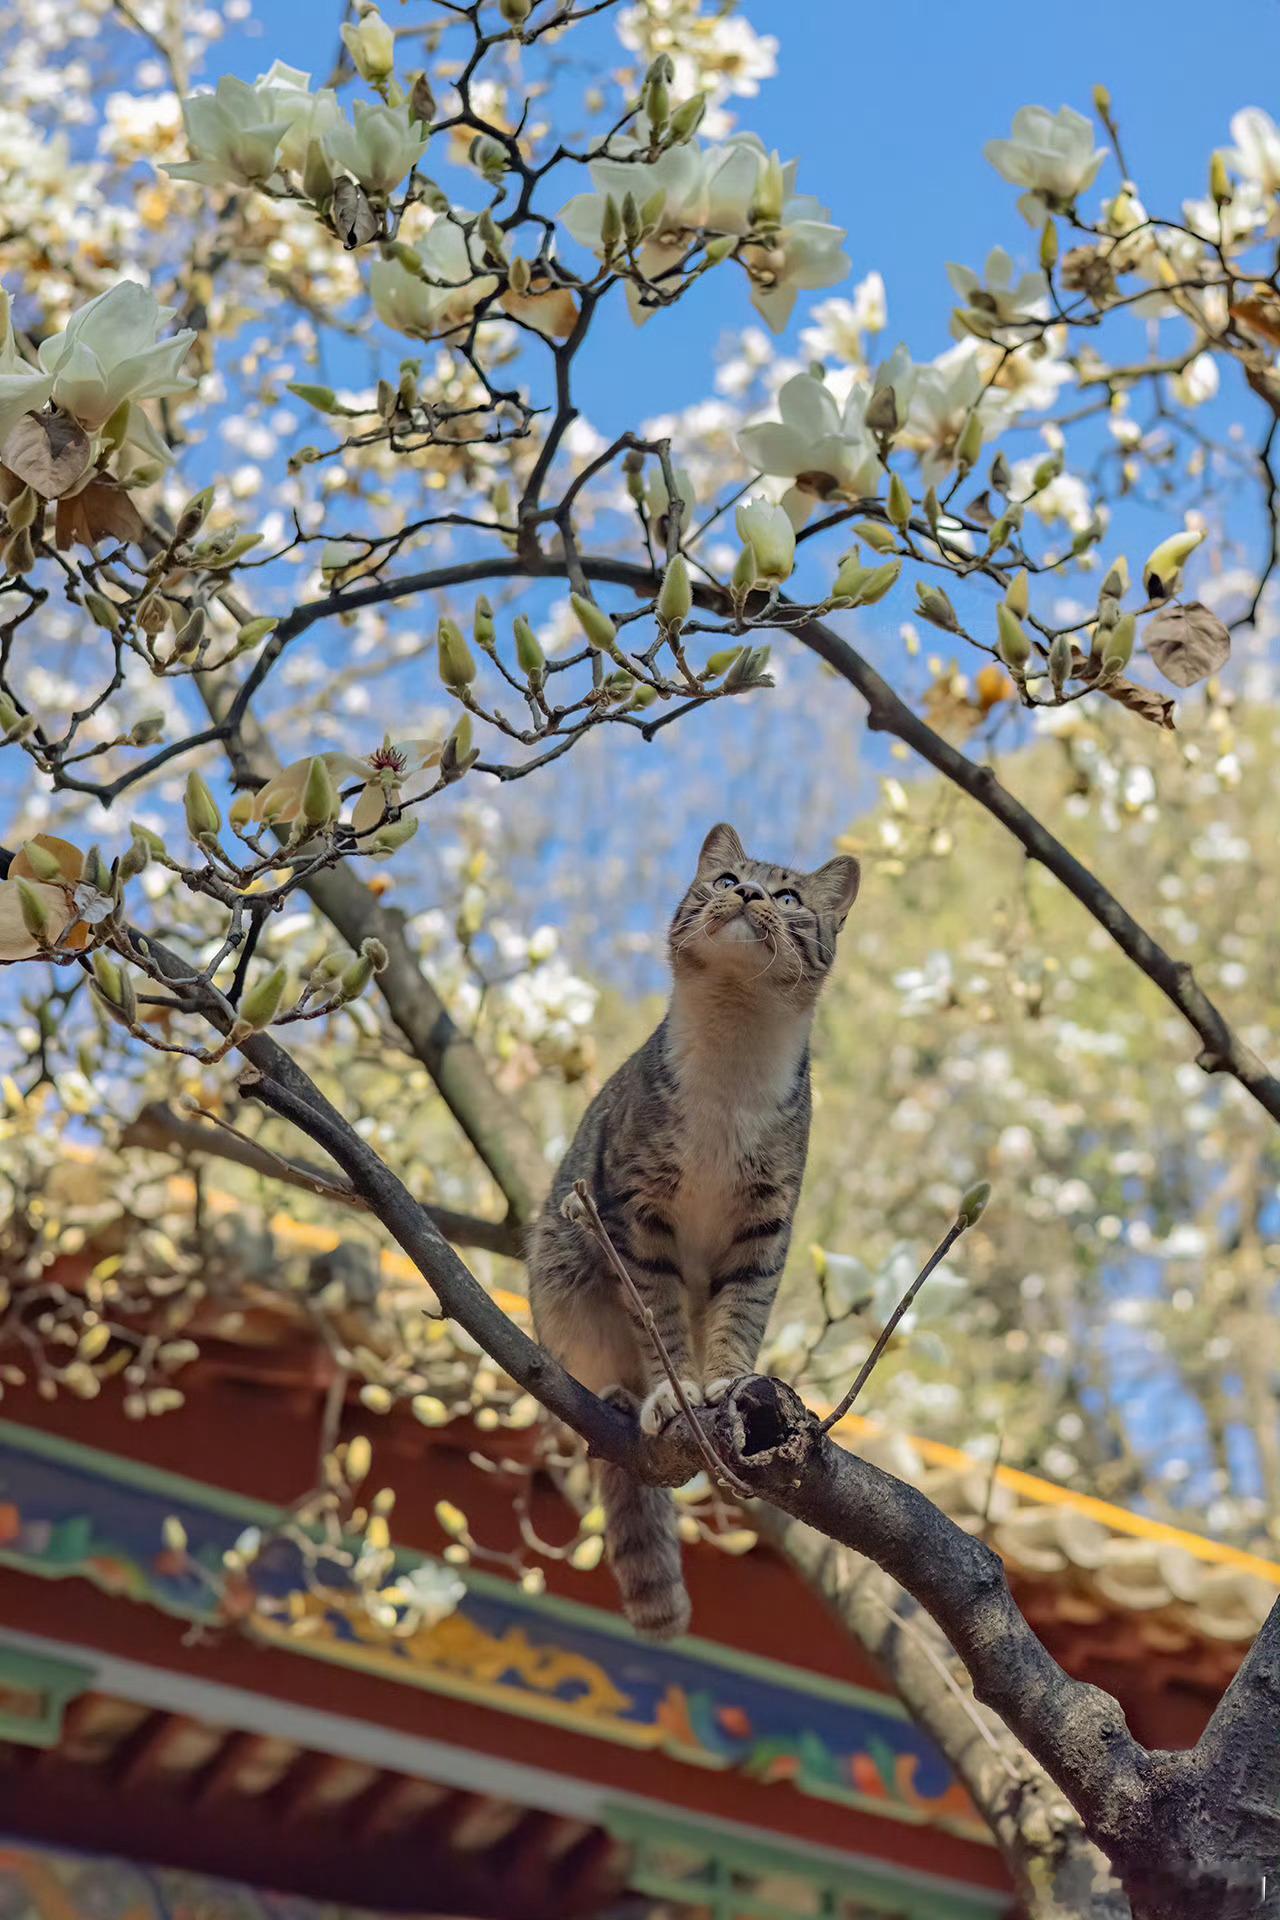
[70,1146,1280,1587]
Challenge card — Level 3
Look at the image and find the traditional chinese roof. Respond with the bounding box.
[22,1150,1280,1663]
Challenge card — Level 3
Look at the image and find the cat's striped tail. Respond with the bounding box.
[600,1461,690,1640]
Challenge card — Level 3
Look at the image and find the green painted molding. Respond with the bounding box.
[0,1642,93,1748]
[0,1416,913,1722]
[604,1804,1008,1919]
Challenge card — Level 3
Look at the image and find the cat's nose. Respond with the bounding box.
[734,881,765,903]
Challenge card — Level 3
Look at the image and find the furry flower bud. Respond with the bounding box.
[371,815,419,855]
[437,616,476,689]
[473,596,497,654]
[915,582,959,632]
[513,614,545,689]
[16,880,54,944]
[1100,610,1136,678]
[19,839,62,881]
[656,553,693,635]
[886,472,912,530]
[852,520,899,554]
[1048,631,1073,692]
[957,1181,991,1227]
[301,755,342,828]
[1004,569,1030,619]
[996,604,1032,671]
[734,498,794,583]
[570,593,620,653]
[240,964,289,1032]
[184,771,221,841]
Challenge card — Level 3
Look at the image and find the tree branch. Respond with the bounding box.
[119,1098,524,1257]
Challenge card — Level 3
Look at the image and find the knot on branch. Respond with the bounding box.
[719,1374,821,1482]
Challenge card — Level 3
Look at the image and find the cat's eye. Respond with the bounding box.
[712,872,738,890]
[774,888,801,908]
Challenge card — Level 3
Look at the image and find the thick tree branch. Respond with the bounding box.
[229,547,1280,1129]
[758,1510,1131,1920]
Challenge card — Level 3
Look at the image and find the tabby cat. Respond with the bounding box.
[528,823,860,1639]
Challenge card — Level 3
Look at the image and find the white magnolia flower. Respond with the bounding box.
[1171,352,1220,408]
[37,282,196,433]
[948,247,1047,338]
[1228,107,1280,194]
[559,131,847,331]
[799,272,887,366]
[243,736,441,837]
[735,495,794,580]
[1184,178,1270,248]
[984,106,1107,222]
[738,369,881,499]
[1009,455,1093,533]
[369,213,499,340]
[167,73,295,187]
[901,341,1014,485]
[0,289,54,444]
[267,64,345,176]
[327,99,429,196]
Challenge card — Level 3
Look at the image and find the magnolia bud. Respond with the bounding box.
[1040,220,1058,271]
[117,834,149,880]
[956,409,984,473]
[656,553,693,635]
[184,770,222,841]
[341,8,395,83]
[643,72,669,137]
[173,607,205,655]
[600,195,622,260]
[915,582,958,631]
[240,964,289,1031]
[508,254,532,296]
[92,950,136,1022]
[6,486,36,531]
[441,712,475,783]
[235,616,278,651]
[371,815,419,854]
[437,616,476,688]
[339,953,376,1001]
[1100,610,1136,676]
[668,93,706,144]
[0,690,19,734]
[570,592,619,653]
[704,646,743,678]
[621,192,641,248]
[996,604,1032,671]
[1143,528,1203,599]
[887,471,912,529]
[704,231,738,265]
[301,755,342,827]
[176,486,214,542]
[731,543,758,599]
[957,1180,991,1227]
[853,520,899,554]
[477,208,507,265]
[85,591,121,633]
[16,880,54,944]
[864,383,899,438]
[1004,570,1030,619]
[19,839,63,881]
[288,382,339,413]
[473,596,496,653]
[1210,150,1232,207]
[409,72,435,125]
[1048,631,1072,692]
[128,713,165,747]
[499,0,532,21]
[513,614,545,688]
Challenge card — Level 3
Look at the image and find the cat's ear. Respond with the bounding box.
[697,822,746,872]
[808,853,861,927]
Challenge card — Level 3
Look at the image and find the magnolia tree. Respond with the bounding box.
[4,2,1280,1914]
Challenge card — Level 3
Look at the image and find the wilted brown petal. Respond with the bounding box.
[1,410,92,499]
[1144,601,1231,689]
[55,477,146,551]
[332,178,380,250]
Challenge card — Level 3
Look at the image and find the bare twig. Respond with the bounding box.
[820,1215,968,1431]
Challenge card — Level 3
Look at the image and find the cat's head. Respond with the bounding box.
[668,822,860,1003]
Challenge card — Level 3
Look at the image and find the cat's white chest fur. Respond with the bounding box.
[665,992,810,1297]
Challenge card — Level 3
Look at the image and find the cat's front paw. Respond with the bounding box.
[702,1375,742,1408]
[640,1379,704,1435]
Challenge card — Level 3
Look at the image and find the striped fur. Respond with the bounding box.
[528,824,859,1639]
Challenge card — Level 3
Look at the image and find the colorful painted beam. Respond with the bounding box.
[0,1418,985,1844]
